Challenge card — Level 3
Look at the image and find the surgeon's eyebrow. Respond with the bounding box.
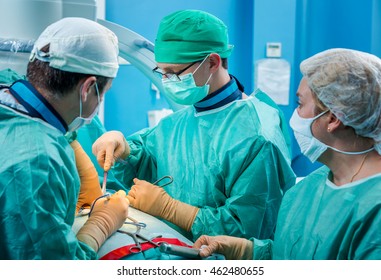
[161,66,183,73]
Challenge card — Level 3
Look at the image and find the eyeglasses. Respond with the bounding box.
[152,61,200,81]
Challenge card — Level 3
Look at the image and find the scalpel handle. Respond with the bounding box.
[102,171,108,194]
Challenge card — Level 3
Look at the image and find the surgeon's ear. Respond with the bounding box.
[208,53,221,73]
[326,112,342,132]
[80,76,97,102]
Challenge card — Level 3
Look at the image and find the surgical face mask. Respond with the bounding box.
[68,83,100,132]
[162,55,212,105]
[289,109,374,163]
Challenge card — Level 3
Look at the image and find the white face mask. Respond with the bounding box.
[289,109,374,163]
[68,83,100,132]
[289,109,328,163]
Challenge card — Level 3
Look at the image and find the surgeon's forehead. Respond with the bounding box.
[157,62,190,72]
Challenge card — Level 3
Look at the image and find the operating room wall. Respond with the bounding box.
[104,0,381,177]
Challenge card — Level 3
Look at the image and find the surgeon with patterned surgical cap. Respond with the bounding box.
[92,10,295,242]
[193,48,381,260]
[0,18,129,259]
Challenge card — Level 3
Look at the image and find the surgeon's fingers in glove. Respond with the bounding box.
[126,178,167,216]
[193,235,254,260]
[91,190,129,217]
[76,190,129,252]
[127,178,199,232]
[193,235,220,258]
[92,131,130,171]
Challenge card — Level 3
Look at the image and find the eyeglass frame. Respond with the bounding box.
[152,60,202,81]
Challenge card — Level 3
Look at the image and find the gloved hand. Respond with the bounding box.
[193,235,254,260]
[76,190,129,252]
[70,140,103,215]
[127,178,199,232]
[92,131,130,172]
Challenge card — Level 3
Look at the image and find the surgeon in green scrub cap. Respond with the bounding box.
[154,9,233,63]
[93,10,295,241]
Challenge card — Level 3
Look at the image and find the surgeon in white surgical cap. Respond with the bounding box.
[0,17,129,259]
[193,48,381,260]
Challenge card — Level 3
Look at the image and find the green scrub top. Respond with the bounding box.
[0,103,97,259]
[113,96,295,241]
[254,166,381,260]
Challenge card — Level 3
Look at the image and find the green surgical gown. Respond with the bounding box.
[0,70,122,193]
[113,96,295,240]
[0,104,97,259]
[253,166,381,259]
[254,89,292,159]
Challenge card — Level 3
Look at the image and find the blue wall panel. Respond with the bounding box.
[372,0,381,57]
[104,64,170,136]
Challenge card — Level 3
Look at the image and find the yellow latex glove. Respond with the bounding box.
[127,178,199,232]
[76,190,129,252]
[193,235,254,260]
[70,140,103,215]
[92,131,130,172]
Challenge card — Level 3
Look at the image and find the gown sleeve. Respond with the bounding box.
[191,140,295,240]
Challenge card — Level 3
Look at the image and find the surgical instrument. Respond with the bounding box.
[101,171,108,194]
[159,243,226,260]
[124,216,147,228]
[124,221,147,228]
[159,243,201,259]
[117,228,162,253]
[152,175,173,188]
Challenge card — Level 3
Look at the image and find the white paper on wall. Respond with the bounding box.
[255,58,291,105]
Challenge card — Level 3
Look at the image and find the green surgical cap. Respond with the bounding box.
[155,10,234,63]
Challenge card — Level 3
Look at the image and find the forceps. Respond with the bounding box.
[152,175,173,188]
[117,226,162,253]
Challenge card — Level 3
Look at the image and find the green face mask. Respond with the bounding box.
[162,56,212,105]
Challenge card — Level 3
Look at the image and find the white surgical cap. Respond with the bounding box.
[30,17,119,78]
[300,48,381,154]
